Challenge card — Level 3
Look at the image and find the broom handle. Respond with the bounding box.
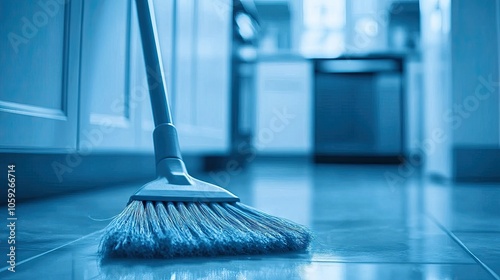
[135,0,184,166]
[135,0,172,126]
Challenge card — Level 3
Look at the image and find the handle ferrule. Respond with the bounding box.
[153,124,183,163]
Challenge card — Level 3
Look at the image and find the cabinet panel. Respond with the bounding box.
[255,60,312,154]
[173,0,195,130]
[134,0,175,151]
[175,0,231,153]
[79,0,136,150]
[0,0,82,150]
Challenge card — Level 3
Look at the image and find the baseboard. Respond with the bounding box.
[0,152,203,203]
[453,147,500,182]
[314,154,404,164]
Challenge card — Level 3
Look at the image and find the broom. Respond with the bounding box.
[98,0,311,259]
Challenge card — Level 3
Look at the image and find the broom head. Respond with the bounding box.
[99,159,311,258]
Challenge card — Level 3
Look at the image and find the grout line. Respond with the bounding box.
[305,260,477,265]
[0,229,104,273]
[153,258,481,265]
[451,230,500,234]
[427,214,500,280]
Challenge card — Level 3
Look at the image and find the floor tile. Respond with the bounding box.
[453,232,500,277]
[0,235,493,280]
[424,183,500,232]
[0,181,143,262]
[311,220,474,263]
[0,162,498,279]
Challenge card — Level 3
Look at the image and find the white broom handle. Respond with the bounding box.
[135,0,172,127]
[135,0,183,163]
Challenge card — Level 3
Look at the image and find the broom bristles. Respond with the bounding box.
[99,201,311,259]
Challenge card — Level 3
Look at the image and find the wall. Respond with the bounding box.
[290,0,401,55]
[451,0,500,181]
[420,0,500,181]
[451,0,500,147]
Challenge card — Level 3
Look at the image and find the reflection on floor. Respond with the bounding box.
[0,159,499,279]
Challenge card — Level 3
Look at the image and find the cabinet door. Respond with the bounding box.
[255,61,312,154]
[133,0,175,151]
[79,0,137,151]
[0,0,82,150]
[175,0,231,153]
[173,0,195,142]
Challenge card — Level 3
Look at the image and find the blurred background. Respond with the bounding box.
[1,0,498,198]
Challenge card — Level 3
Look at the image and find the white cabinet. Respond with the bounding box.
[132,0,175,151]
[174,0,231,154]
[79,0,174,152]
[420,0,453,178]
[173,0,195,138]
[255,59,313,154]
[79,0,230,154]
[0,0,83,150]
[0,0,230,155]
[79,0,137,151]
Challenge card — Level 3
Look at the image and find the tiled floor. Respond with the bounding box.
[0,159,499,279]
